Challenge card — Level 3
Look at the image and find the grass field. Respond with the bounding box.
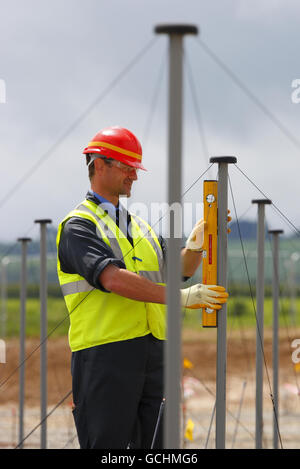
[5,298,69,338]
[3,238,300,286]
[3,295,300,338]
[2,236,299,338]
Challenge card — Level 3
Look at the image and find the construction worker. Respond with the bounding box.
[56,126,228,449]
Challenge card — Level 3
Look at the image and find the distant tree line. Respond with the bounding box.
[0,221,297,256]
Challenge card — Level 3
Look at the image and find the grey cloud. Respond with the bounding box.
[0,0,299,240]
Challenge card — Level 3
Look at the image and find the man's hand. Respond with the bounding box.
[186,211,232,253]
[181,284,228,310]
[227,210,232,233]
[185,219,205,251]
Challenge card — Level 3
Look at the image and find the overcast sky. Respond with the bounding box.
[0,0,300,242]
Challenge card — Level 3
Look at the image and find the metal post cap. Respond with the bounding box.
[210,156,237,164]
[17,237,32,242]
[251,199,272,205]
[34,219,52,224]
[268,229,284,234]
[155,24,198,35]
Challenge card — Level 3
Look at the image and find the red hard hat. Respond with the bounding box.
[83,126,146,170]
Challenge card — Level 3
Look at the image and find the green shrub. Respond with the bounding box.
[229,298,251,317]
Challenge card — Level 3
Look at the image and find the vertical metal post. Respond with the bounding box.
[269,229,283,449]
[1,257,10,339]
[210,156,237,449]
[252,199,271,449]
[34,219,52,449]
[155,23,198,449]
[288,253,299,326]
[17,237,31,449]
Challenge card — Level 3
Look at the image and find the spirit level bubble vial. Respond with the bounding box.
[202,180,218,327]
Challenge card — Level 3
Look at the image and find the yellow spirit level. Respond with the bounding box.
[202,180,218,327]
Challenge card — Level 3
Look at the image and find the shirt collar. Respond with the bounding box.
[88,190,124,222]
[90,191,116,208]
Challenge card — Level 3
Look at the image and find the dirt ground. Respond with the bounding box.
[1,328,300,448]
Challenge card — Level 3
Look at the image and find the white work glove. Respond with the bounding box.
[186,212,232,252]
[181,283,228,310]
[185,219,205,251]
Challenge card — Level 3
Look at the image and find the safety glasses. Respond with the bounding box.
[113,160,139,174]
[88,155,139,174]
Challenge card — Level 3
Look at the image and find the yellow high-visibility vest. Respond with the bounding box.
[56,199,166,352]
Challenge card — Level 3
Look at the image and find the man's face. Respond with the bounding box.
[99,158,138,198]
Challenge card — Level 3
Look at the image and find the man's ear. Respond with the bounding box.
[94,157,103,174]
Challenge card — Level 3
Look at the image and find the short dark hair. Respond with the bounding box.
[86,154,113,181]
[86,154,95,181]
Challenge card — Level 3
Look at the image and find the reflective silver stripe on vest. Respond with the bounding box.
[138,270,164,284]
[76,203,124,260]
[61,279,94,296]
[76,202,165,284]
[132,215,166,283]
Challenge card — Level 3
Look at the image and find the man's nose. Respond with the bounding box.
[130,169,138,180]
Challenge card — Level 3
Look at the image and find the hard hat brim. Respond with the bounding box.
[119,155,147,171]
[83,147,147,171]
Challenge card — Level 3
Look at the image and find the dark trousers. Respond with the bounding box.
[71,334,164,449]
